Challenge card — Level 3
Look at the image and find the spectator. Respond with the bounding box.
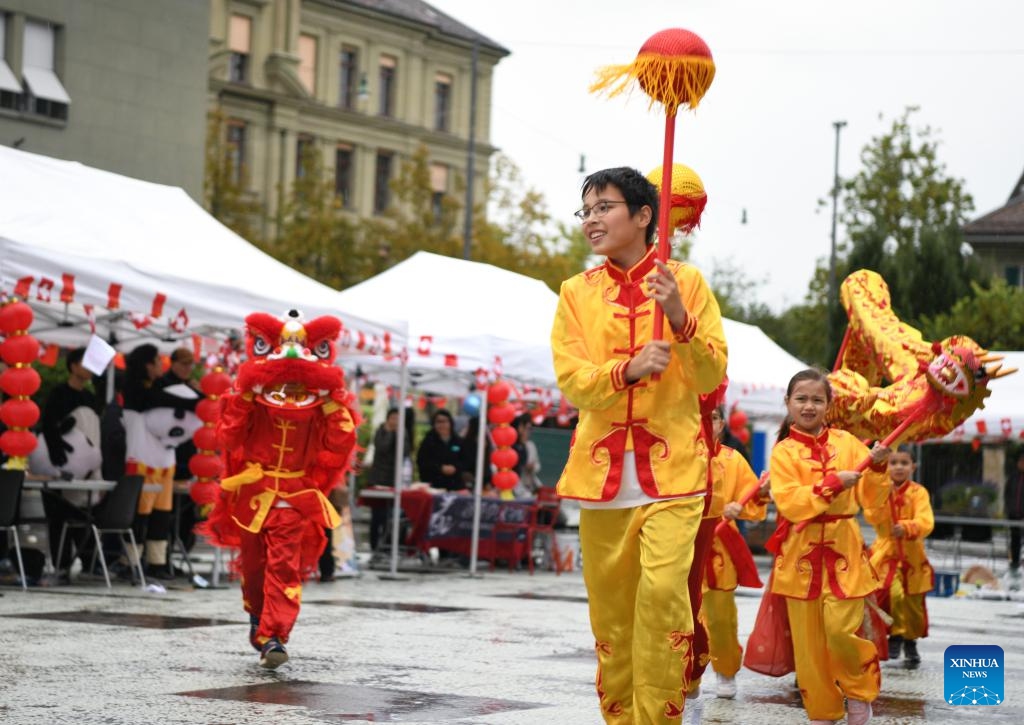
[459,416,492,491]
[512,413,542,498]
[415,409,464,491]
[366,408,412,552]
[156,347,203,562]
[123,343,200,580]
[1006,450,1024,587]
[35,348,104,581]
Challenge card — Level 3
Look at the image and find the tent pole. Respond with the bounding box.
[381,353,410,580]
[468,383,488,576]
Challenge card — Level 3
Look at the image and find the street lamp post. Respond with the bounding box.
[462,40,479,261]
[827,120,847,364]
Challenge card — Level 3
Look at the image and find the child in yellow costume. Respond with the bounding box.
[701,405,769,699]
[864,445,934,668]
[551,167,727,723]
[768,369,890,725]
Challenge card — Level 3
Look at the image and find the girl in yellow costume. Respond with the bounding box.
[552,167,726,723]
[768,369,890,725]
[864,446,934,668]
[702,405,769,699]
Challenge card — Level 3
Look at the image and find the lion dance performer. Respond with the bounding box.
[203,309,358,669]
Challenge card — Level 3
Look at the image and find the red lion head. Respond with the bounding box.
[235,309,345,408]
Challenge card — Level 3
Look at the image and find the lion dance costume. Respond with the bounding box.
[202,310,358,668]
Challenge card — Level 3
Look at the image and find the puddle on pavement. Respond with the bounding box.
[539,647,595,661]
[491,592,589,603]
[177,680,546,721]
[1,610,238,629]
[306,600,473,613]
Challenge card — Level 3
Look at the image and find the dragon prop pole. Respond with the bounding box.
[591,29,715,351]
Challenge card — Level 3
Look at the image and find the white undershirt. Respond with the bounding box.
[578,451,706,510]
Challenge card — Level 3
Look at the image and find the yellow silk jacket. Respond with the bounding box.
[768,427,890,600]
[706,446,767,591]
[551,247,727,501]
[864,480,935,595]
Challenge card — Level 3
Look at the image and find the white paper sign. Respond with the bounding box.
[81,334,116,375]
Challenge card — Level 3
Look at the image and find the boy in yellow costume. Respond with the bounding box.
[864,446,934,668]
[702,405,769,699]
[768,369,889,725]
[551,167,727,723]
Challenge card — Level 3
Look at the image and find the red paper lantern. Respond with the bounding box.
[200,370,232,397]
[487,403,516,425]
[0,301,33,334]
[736,428,751,446]
[0,429,36,457]
[0,334,40,365]
[0,366,41,397]
[193,426,218,451]
[189,452,222,479]
[490,447,519,471]
[491,425,517,448]
[0,398,40,429]
[190,479,220,506]
[487,380,512,405]
[196,398,220,423]
[492,469,519,491]
[728,409,748,432]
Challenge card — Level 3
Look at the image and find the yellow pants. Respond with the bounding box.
[580,497,704,724]
[786,593,880,721]
[135,465,174,514]
[702,589,741,677]
[889,575,928,641]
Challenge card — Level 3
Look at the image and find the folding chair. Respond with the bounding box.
[0,469,27,591]
[526,487,563,576]
[57,475,146,589]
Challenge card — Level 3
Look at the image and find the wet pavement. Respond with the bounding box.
[1,554,1022,724]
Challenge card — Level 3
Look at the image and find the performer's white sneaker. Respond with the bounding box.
[715,673,737,699]
[847,699,872,725]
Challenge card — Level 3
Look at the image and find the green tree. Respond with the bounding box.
[203,109,265,245]
[823,107,982,359]
[355,145,464,278]
[268,145,363,290]
[923,279,1024,350]
[471,153,592,292]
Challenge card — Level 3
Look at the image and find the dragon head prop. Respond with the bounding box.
[828,269,1016,442]
[235,309,345,409]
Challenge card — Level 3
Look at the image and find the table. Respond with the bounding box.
[929,514,1024,570]
[358,487,534,564]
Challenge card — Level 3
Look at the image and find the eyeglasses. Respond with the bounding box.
[573,200,628,222]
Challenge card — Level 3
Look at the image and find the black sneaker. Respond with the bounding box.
[888,635,904,660]
[904,639,921,668]
[249,615,261,652]
[259,637,288,669]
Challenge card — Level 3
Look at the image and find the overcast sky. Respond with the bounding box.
[427,0,1024,310]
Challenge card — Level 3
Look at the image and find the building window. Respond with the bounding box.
[374,151,393,213]
[339,47,358,110]
[296,134,315,179]
[0,14,24,110]
[1006,264,1023,288]
[22,20,70,120]
[335,144,354,207]
[434,72,452,132]
[225,120,247,186]
[378,55,396,117]
[298,33,317,94]
[228,14,251,83]
[430,163,448,222]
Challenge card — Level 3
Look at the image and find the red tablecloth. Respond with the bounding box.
[358,487,533,563]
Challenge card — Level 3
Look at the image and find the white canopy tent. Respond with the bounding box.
[0,145,405,355]
[335,251,559,394]
[722,318,807,422]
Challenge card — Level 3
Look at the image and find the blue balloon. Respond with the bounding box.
[463,392,481,417]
